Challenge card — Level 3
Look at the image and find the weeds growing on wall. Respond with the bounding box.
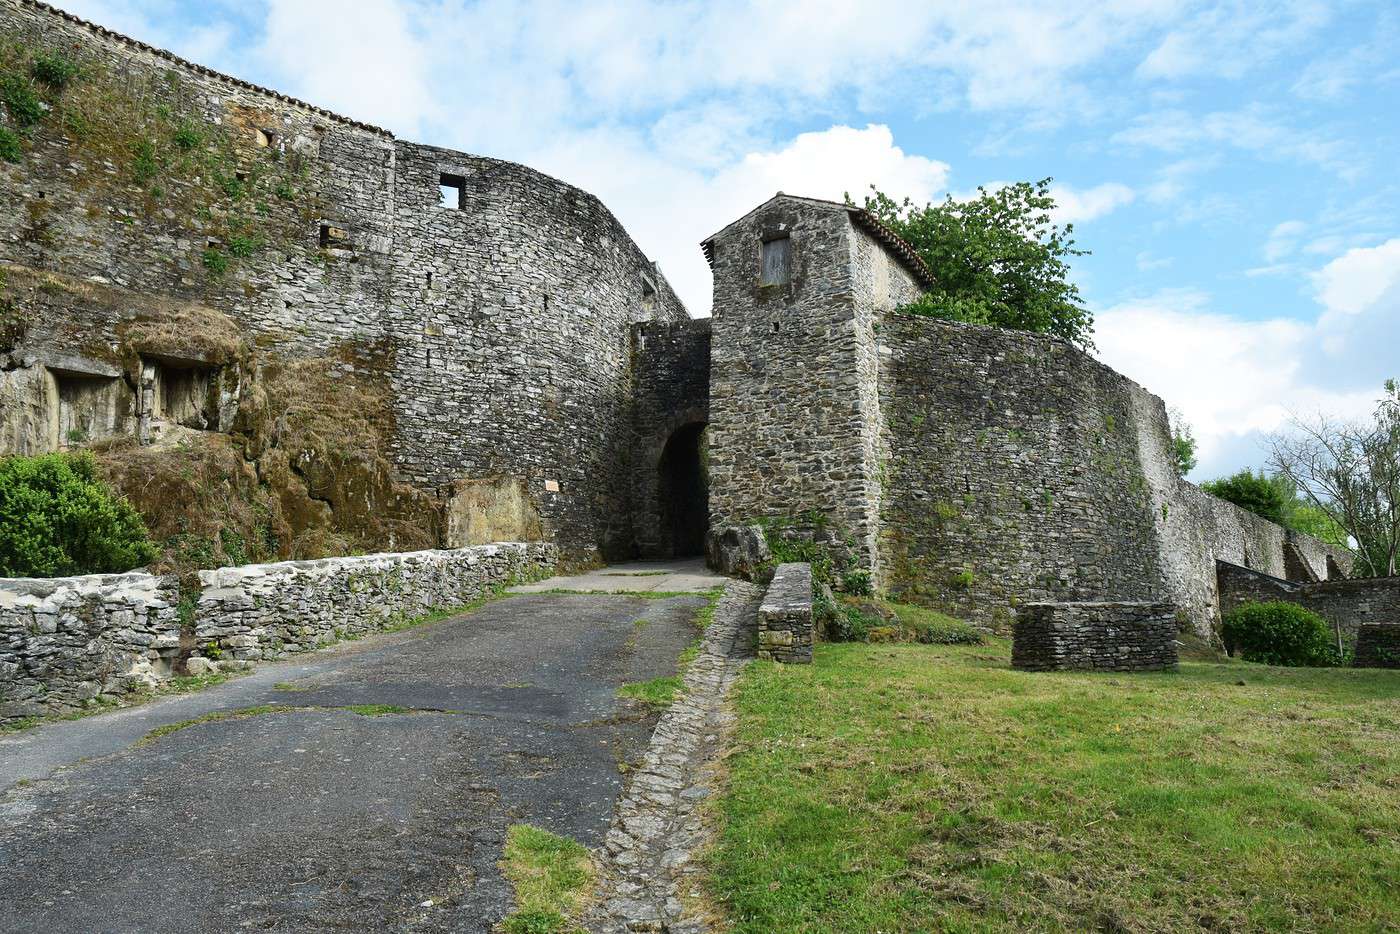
[0,39,321,284]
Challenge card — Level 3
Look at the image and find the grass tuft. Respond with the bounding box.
[500,824,595,933]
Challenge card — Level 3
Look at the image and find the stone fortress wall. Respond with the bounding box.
[0,0,686,565]
[0,1,1371,652]
[704,196,1353,636]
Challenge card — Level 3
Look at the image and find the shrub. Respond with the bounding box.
[228,233,261,258]
[1221,601,1336,667]
[131,139,160,183]
[202,247,228,276]
[171,122,202,151]
[0,126,21,163]
[30,53,79,89]
[840,569,872,595]
[0,73,44,127]
[0,452,157,578]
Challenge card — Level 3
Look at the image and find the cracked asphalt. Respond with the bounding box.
[0,586,711,933]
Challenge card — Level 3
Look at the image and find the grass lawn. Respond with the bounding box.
[704,639,1400,932]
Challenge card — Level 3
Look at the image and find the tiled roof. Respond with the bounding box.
[701,194,936,291]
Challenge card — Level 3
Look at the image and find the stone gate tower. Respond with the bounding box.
[702,195,932,584]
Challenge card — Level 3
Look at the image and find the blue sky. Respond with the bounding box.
[52,0,1400,480]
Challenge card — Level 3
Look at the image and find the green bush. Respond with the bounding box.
[0,126,21,163]
[30,53,79,89]
[202,247,228,276]
[0,452,157,578]
[1221,601,1337,667]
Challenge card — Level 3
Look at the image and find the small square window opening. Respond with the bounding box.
[439,173,465,209]
[760,235,791,286]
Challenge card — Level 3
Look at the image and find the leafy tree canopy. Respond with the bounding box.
[855,178,1094,349]
[1201,469,1291,525]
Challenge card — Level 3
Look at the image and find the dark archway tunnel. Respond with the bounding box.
[657,422,708,557]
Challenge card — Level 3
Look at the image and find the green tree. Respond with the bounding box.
[854,178,1094,349]
[0,452,156,577]
[1269,379,1400,577]
[1201,469,1289,524]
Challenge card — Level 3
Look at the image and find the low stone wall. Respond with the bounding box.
[195,543,555,661]
[1355,624,1400,669]
[0,542,556,724]
[1217,561,1400,645]
[1012,601,1179,672]
[1,572,182,722]
[757,562,813,664]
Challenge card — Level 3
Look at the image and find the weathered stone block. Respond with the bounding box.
[1013,601,1179,673]
[757,562,812,664]
[704,525,771,580]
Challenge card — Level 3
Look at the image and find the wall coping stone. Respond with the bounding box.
[757,562,813,664]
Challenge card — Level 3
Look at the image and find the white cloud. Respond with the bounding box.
[1264,219,1307,262]
[1050,182,1135,224]
[1113,107,1358,179]
[1136,1,1331,81]
[1136,251,1172,271]
[1313,238,1400,319]
[529,123,950,315]
[254,0,438,134]
[1096,244,1400,478]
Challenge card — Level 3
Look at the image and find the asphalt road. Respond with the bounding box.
[0,590,706,934]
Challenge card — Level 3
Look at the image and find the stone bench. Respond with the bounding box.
[1354,623,1400,668]
[757,562,813,664]
[1013,601,1179,672]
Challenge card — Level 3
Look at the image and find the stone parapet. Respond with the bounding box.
[0,542,556,724]
[757,562,813,664]
[1354,624,1400,669]
[1013,601,1179,672]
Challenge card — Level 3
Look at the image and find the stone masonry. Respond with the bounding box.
[757,562,814,664]
[0,1,1361,651]
[1354,624,1400,669]
[1012,601,1180,672]
[0,542,555,724]
[1216,560,1400,647]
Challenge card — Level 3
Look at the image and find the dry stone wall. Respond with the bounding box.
[0,572,181,722]
[1012,601,1180,672]
[195,542,555,661]
[1354,625,1400,668]
[757,562,813,663]
[0,542,556,724]
[1216,560,1400,645]
[879,315,1165,629]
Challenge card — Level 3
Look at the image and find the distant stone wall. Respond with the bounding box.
[879,315,1165,628]
[757,562,813,664]
[0,542,556,724]
[1355,625,1400,668]
[1216,561,1400,645]
[1012,602,1179,672]
[1,572,182,723]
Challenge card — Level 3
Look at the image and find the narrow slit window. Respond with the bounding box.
[760,235,791,286]
[439,173,465,209]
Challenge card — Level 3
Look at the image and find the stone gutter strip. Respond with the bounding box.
[588,579,761,934]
